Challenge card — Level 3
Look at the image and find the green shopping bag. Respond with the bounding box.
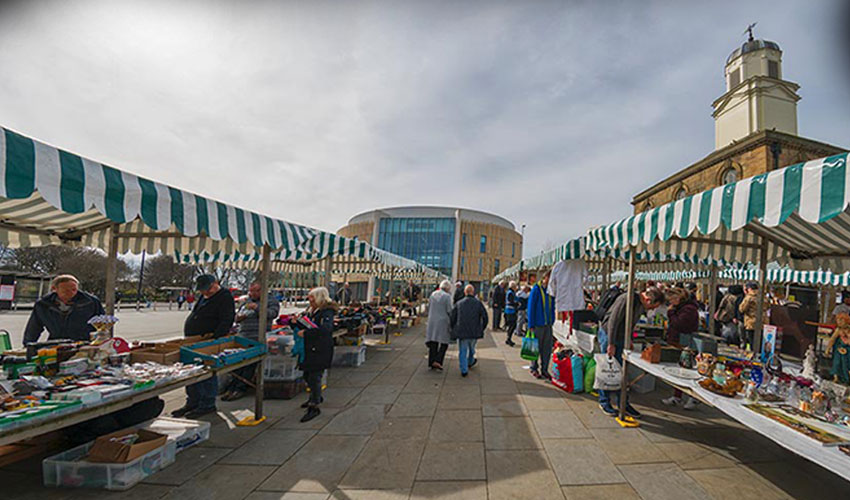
[583,356,596,394]
[520,332,539,361]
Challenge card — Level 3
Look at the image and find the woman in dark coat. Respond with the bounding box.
[299,286,338,422]
[662,287,700,409]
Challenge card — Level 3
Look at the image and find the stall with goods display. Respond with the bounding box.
[0,125,443,488]
[583,152,850,479]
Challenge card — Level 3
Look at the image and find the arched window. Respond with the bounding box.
[722,167,738,185]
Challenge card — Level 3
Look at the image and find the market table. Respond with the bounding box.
[0,355,265,448]
[626,351,850,482]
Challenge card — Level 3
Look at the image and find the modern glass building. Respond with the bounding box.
[339,206,522,294]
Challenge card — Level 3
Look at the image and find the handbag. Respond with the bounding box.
[520,332,539,361]
[593,353,623,391]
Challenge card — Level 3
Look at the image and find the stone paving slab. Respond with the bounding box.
[617,463,711,500]
[483,416,542,450]
[218,429,316,465]
[416,441,487,480]
[143,446,232,486]
[428,409,483,442]
[409,480,488,500]
[160,464,276,500]
[319,404,387,435]
[481,394,528,416]
[530,409,592,439]
[544,438,624,485]
[485,449,565,500]
[686,466,791,500]
[561,483,641,499]
[338,438,426,490]
[388,392,440,417]
[258,435,370,493]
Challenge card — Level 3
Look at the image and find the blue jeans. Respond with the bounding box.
[458,338,477,374]
[186,377,218,410]
[596,327,627,408]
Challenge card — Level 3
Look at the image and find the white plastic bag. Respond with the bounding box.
[593,353,623,391]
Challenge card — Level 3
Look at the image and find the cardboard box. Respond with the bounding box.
[87,429,167,464]
[130,344,180,365]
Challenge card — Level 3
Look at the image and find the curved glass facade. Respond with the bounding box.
[377,217,456,276]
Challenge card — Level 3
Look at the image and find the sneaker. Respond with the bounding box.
[505,339,516,347]
[300,406,321,423]
[662,396,682,406]
[469,358,478,369]
[461,371,468,377]
[530,369,542,379]
[171,405,196,418]
[540,372,552,381]
[184,406,217,419]
[431,362,443,370]
[599,403,618,416]
[683,397,699,410]
[624,404,642,419]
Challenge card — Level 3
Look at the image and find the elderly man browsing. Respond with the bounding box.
[23,274,105,345]
[450,284,489,377]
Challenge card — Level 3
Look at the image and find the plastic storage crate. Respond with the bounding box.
[180,335,266,368]
[43,439,176,490]
[263,355,303,381]
[332,345,366,367]
[139,417,210,453]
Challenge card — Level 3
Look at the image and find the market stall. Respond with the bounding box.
[580,152,850,475]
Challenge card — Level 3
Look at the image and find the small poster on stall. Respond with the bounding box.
[761,324,781,364]
[0,284,14,301]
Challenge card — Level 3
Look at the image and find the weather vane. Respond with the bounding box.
[744,22,757,42]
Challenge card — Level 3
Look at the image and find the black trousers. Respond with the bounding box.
[505,313,518,341]
[493,307,503,329]
[304,370,324,405]
[427,341,448,366]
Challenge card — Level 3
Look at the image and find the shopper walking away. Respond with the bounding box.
[516,284,531,336]
[173,274,235,419]
[491,280,507,330]
[336,282,353,306]
[426,280,453,370]
[504,281,519,346]
[661,287,700,410]
[224,282,280,401]
[597,287,664,418]
[527,272,555,380]
[300,286,338,422]
[739,282,760,350]
[23,274,105,345]
[715,286,742,345]
[453,281,465,305]
[450,285,488,377]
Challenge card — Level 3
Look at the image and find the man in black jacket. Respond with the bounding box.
[450,285,489,377]
[491,281,506,331]
[173,274,235,419]
[598,287,663,418]
[23,275,105,345]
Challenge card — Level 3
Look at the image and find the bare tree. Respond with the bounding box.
[9,246,132,298]
[143,255,195,291]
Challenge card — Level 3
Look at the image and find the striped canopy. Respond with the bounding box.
[633,267,850,287]
[587,153,850,271]
[0,126,317,254]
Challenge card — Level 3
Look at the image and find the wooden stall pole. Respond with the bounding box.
[323,255,333,289]
[754,239,769,352]
[617,248,638,427]
[708,263,717,336]
[242,244,271,426]
[104,223,120,316]
[602,258,610,293]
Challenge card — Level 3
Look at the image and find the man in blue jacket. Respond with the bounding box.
[527,271,555,379]
[450,284,489,377]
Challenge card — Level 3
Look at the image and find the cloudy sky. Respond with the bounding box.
[1,0,849,257]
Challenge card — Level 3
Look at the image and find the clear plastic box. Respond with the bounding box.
[138,417,211,453]
[332,345,367,367]
[264,355,303,381]
[43,439,176,490]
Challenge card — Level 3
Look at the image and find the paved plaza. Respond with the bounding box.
[1,321,848,499]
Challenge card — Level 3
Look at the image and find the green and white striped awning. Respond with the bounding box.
[587,153,850,271]
[174,232,447,280]
[0,126,318,254]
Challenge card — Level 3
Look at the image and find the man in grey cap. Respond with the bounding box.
[172,274,235,419]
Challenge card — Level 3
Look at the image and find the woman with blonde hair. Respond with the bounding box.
[299,286,338,422]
